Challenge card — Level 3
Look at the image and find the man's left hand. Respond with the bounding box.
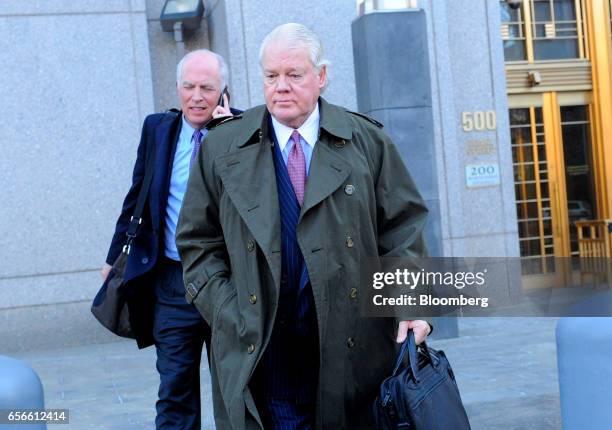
[396,320,431,345]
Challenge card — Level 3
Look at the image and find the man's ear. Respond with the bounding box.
[318,65,327,89]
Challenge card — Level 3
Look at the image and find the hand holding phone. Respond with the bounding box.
[212,87,231,119]
[217,87,227,108]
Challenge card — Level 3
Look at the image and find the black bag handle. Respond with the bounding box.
[123,111,178,252]
[392,329,436,383]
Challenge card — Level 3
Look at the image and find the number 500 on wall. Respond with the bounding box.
[462,111,497,132]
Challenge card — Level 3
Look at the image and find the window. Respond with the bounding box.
[500,0,586,62]
[532,0,581,60]
[501,1,528,61]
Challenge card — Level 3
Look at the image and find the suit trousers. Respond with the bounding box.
[153,257,211,430]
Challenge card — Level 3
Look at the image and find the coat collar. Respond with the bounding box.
[235,98,353,149]
[318,97,353,140]
[231,98,353,219]
[215,98,352,282]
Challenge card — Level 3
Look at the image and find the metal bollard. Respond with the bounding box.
[556,317,612,429]
[0,356,46,430]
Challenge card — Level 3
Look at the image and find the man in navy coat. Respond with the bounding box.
[102,49,236,429]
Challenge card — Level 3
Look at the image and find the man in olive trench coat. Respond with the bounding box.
[176,23,432,429]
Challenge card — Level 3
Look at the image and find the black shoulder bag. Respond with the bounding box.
[91,111,177,338]
[373,330,471,430]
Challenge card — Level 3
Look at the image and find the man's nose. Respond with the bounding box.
[276,75,290,91]
[192,89,204,101]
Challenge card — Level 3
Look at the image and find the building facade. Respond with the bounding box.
[1,0,610,347]
[501,0,612,281]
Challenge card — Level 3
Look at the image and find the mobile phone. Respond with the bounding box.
[217,87,228,108]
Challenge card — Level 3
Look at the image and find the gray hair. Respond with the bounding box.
[176,49,229,89]
[259,23,330,84]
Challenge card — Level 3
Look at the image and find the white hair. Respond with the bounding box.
[259,23,330,89]
[176,49,229,89]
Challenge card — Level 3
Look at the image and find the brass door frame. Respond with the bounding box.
[584,0,612,219]
[542,92,572,257]
[509,91,598,287]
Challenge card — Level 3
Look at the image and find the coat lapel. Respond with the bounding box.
[150,113,181,230]
[216,108,282,288]
[213,99,353,286]
[300,140,351,219]
[300,99,353,219]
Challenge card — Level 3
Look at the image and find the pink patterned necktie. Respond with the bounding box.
[288,130,306,206]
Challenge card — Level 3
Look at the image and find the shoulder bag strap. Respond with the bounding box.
[123,111,178,251]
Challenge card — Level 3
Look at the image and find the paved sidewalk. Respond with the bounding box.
[7,318,561,429]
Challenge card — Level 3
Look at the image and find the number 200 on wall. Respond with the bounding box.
[461,111,496,132]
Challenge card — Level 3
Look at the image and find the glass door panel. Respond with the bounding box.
[560,105,596,255]
[511,107,555,274]
[510,98,597,275]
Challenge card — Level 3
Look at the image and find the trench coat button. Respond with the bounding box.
[346,237,354,248]
[249,294,257,305]
[247,344,255,354]
[347,337,355,348]
[344,184,355,195]
[247,240,255,252]
[187,283,198,298]
[334,139,346,148]
[349,288,358,299]
[141,257,149,264]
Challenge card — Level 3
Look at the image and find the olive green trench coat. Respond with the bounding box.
[176,98,428,429]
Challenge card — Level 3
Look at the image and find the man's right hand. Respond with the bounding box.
[101,263,113,280]
[212,93,232,118]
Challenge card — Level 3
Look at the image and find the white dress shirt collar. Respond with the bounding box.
[271,103,320,150]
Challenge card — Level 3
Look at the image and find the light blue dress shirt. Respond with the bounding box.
[164,117,208,260]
